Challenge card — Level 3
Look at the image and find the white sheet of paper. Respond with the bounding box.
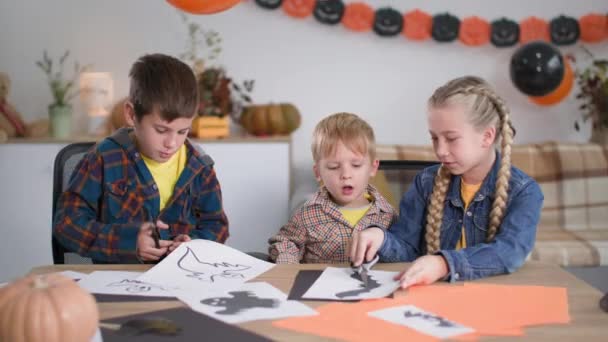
[77,271,175,297]
[176,282,317,324]
[90,328,102,342]
[137,240,274,290]
[302,267,400,300]
[60,270,89,281]
[368,305,475,339]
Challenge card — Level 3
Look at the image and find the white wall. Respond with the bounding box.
[1,0,607,196]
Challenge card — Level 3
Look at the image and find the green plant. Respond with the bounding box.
[178,13,254,118]
[36,50,90,108]
[572,47,608,131]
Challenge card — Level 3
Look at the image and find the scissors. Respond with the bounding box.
[351,255,379,286]
[151,223,161,249]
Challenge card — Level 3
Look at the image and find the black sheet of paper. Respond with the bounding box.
[288,270,394,302]
[94,293,177,303]
[100,307,272,341]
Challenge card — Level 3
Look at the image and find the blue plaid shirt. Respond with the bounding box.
[53,128,229,263]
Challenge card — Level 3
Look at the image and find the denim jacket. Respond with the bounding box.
[377,153,544,281]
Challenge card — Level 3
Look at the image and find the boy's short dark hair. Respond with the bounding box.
[129,53,199,122]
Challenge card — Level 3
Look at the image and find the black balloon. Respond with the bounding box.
[510,41,565,96]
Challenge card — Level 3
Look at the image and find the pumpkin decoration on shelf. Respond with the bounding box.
[240,103,301,136]
[0,273,99,342]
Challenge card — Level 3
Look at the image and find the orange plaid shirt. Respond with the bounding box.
[268,185,397,264]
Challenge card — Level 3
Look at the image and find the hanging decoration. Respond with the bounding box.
[313,0,344,25]
[550,15,580,45]
[490,18,519,47]
[432,13,460,42]
[283,0,315,19]
[373,8,403,37]
[459,16,490,46]
[510,41,565,97]
[167,0,241,14]
[403,10,432,41]
[341,2,374,32]
[255,0,283,10]
[251,1,607,47]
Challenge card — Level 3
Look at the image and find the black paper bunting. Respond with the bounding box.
[432,13,460,42]
[373,8,403,37]
[550,15,580,45]
[251,0,607,47]
[313,0,345,25]
[491,18,520,47]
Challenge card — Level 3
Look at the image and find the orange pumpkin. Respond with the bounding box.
[402,9,432,41]
[109,97,129,131]
[342,2,374,32]
[519,16,550,43]
[579,13,607,43]
[240,103,301,136]
[167,0,241,14]
[282,0,315,19]
[459,16,490,46]
[0,273,99,342]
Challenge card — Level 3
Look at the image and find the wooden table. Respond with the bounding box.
[30,261,608,341]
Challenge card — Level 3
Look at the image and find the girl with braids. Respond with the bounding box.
[350,76,543,288]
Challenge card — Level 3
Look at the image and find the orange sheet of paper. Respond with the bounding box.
[273,283,569,341]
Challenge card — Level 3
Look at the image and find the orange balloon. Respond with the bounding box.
[529,59,573,106]
[167,0,241,14]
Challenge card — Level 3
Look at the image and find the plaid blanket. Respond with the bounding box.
[375,142,608,266]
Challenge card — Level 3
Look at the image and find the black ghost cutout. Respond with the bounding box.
[373,8,403,37]
[200,291,279,315]
[491,18,520,47]
[254,0,283,10]
[550,15,580,45]
[335,270,381,298]
[432,13,460,42]
[313,0,345,25]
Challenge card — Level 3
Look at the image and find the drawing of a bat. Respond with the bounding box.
[107,279,168,293]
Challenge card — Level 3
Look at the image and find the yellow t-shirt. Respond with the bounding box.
[339,193,372,227]
[455,180,482,250]
[141,144,187,211]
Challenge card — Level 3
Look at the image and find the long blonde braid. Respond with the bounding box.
[425,76,515,253]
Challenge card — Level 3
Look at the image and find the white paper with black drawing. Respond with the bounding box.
[177,282,317,324]
[302,267,400,300]
[77,271,174,297]
[368,305,475,339]
[137,240,275,290]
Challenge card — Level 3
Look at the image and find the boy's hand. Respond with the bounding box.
[394,255,449,289]
[136,221,171,262]
[169,234,191,253]
[349,227,385,267]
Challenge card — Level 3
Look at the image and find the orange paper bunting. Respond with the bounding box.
[403,9,432,41]
[282,0,315,19]
[342,2,374,32]
[579,13,608,43]
[273,283,570,341]
[519,16,550,43]
[459,16,490,46]
[529,58,574,106]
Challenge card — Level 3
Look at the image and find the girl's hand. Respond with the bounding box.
[349,227,385,266]
[394,255,449,289]
[169,234,191,253]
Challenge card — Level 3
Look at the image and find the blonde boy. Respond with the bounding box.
[268,112,396,263]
